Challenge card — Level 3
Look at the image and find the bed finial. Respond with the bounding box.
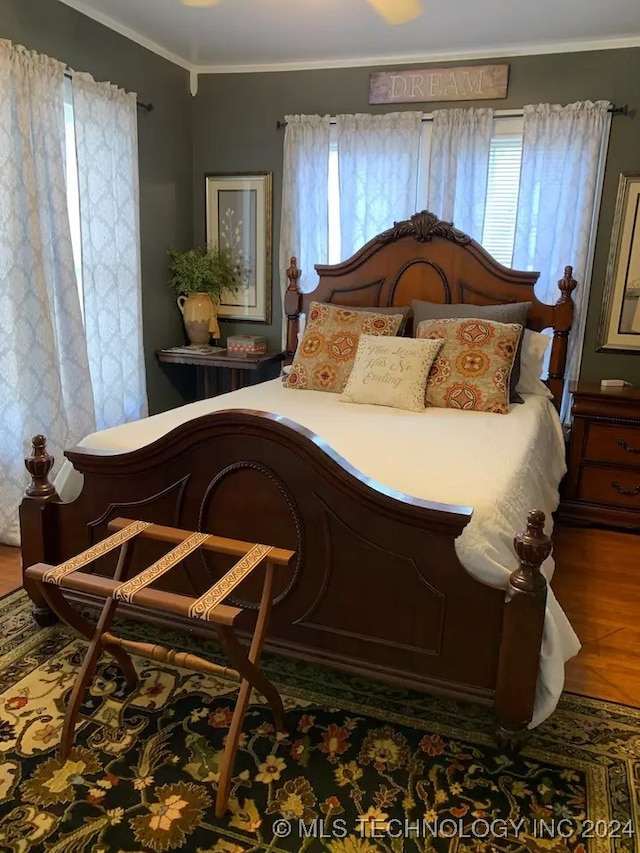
[511,509,551,592]
[24,435,58,500]
[557,265,577,305]
[284,256,303,361]
[547,266,578,413]
[495,509,550,741]
[286,257,301,289]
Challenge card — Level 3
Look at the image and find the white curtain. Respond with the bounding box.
[426,107,493,239]
[0,41,96,545]
[513,100,610,420]
[72,72,148,429]
[279,114,331,345]
[336,112,423,260]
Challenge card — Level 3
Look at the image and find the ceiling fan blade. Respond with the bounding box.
[367,0,423,25]
[180,0,222,7]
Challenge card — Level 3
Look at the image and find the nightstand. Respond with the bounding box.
[560,381,640,529]
[157,348,284,398]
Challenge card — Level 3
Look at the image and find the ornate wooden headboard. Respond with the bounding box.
[284,211,577,411]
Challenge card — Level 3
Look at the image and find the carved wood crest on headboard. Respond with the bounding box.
[376,210,471,245]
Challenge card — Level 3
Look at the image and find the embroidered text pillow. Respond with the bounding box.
[417,317,523,414]
[286,302,404,393]
[341,335,443,412]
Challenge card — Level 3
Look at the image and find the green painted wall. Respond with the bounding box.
[192,49,640,384]
[1,0,195,413]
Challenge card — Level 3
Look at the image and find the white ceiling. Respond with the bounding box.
[56,0,640,74]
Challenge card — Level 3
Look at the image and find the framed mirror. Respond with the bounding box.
[598,172,640,352]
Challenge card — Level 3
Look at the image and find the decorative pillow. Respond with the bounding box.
[517,329,553,398]
[286,301,404,393]
[417,317,523,414]
[341,335,443,412]
[411,299,531,403]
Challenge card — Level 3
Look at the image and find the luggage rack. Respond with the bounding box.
[24,517,295,817]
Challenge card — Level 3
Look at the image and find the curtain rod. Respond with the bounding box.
[63,70,153,113]
[275,103,628,129]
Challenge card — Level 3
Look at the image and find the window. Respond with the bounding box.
[63,78,84,315]
[328,115,524,267]
[61,75,147,427]
[328,128,341,264]
[481,118,523,266]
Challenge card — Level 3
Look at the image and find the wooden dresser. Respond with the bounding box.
[561,382,640,529]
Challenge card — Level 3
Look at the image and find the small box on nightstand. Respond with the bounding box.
[226,335,267,356]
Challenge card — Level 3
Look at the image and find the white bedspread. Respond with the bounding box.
[56,379,580,727]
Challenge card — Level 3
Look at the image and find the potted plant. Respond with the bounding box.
[168,246,238,345]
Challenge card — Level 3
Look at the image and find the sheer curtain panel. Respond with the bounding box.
[72,73,148,429]
[513,101,610,420]
[279,115,331,347]
[426,107,494,240]
[0,41,96,545]
[336,112,423,260]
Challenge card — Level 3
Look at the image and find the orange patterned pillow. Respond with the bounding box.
[286,301,405,393]
[416,317,523,414]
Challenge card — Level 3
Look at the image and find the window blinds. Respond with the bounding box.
[481,133,523,266]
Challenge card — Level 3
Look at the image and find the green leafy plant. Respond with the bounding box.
[167,246,239,299]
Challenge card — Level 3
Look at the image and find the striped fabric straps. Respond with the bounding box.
[42,520,152,585]
[113,532,211,604]
[188,544,273,621]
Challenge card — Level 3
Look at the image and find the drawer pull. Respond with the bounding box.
[617,438,640,454]
[611,480,640,497]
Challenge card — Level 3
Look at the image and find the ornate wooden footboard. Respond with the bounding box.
[21,415,549,739]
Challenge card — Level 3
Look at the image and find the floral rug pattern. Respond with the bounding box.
[0,589,639,853]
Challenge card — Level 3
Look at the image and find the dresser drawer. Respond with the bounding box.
[578,465,640,509]
[583,422,640,468]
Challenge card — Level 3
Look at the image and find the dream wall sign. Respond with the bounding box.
[369,64,509,104]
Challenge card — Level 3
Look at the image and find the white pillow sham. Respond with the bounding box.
[341,335,442,412]
[516,329,553,398]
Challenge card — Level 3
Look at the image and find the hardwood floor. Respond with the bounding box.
[553,524,640,709]
[1,525,638,708]
[0,545,22,597]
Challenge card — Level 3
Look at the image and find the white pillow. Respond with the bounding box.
[287,314,306,364]
[516,329,553,398]
[341,335,442,412]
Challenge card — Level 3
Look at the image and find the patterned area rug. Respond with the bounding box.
[1,588,639,853]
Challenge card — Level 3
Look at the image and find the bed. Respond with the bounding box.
[20,211,580,741]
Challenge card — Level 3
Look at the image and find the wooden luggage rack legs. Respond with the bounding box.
[24,517,296,818]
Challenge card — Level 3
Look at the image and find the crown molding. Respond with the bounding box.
[52,1,640,78]
[196,35,640,74]
[54,0,195,72]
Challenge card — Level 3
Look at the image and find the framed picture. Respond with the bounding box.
[205,172,272,323]
[598,172,640,352]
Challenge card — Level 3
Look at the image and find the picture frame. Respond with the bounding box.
[598,172,640,353]
[205,172,272,323]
